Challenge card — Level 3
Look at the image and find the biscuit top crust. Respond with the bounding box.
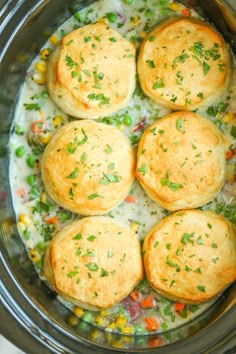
[137,17,231,110]
[45,216,143,310]
[55,22,136,117]
[41,120,135,215]
[143,210,236,303]
[136,111,228,210]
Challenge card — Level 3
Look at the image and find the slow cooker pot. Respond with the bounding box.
[0,0,236,353]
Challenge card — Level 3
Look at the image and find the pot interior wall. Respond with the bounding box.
[0,1,235,353]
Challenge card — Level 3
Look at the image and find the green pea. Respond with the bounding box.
[27,174,37,186]
[107,12,118,23]
[15,124,24,135]
[15,145,26,157]
[123,0,135,4]
[26,155,36,168]
[123,114,133,126]
[36,241,47,252]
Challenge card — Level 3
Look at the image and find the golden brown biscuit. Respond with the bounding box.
[136,111,228,211]
[47,22,136,119]
[137,17,231,110]
[143,210,236,304]
[41,120,135,215]
[44,216,143,310]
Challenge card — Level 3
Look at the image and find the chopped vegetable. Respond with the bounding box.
[125,195,136,203]
[141,296,156,308]
[129,289,141,302]
[145,317,160,331]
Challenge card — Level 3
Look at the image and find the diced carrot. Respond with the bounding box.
[148,337,165,348]
[141,296,155,309]
[129,289,141,302]
[145,317,160,331]
[226,149,236,160]
[32,119,46,133]
[174,302,185,314]
[16,188,27,197]
[45,215,59,226]
[181,7,191,17]
[125,195,136,203]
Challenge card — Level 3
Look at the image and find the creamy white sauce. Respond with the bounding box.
[9,0,236,340]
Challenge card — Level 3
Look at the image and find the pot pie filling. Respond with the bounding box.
[9,0,236,347]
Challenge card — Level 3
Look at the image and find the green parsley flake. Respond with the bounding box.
[85,262,99,271]
[138,163,148,176]
[88,193,104,200]
[87,235,96,242]
[176,117,185,131]
[73,233,83,240]
[66,167,79,179]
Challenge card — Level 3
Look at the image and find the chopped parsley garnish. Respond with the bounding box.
[197,285,206,292]
[161,169,183,191]
[66,167,79,179]
[67,271,79,278]
[100,268,109,277]
[85,262,99,271]
[88,193,104,200]
[152,78,165,89]
[181,232,195,246]
[176,117,185,132]
[138,163,148,176]
[87,93,110,107]
[23,103,41,111]
[87,235,96,242]
[146,60,156,68]
[73,233,83,240]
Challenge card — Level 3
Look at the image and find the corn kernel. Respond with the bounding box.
[107,322,116,330]
[40,48,50,60]
[17,221,26,233]
[111,340,125,349]
[40,192,47,203]
[121,334,134,344]
[19,213,31,226]
[97,17,108,25]
[223,112,234,123]
[100,310,109,317]
[131,222,140,233]
[53,115,64,127]
[122,326,134,334]
[50,34,59,45]
[73,306,85,317]
[115,315,128,328]
[90,329,102,341]
[169,2,182,11]
[30,249,41,263]
[39,131,52,145]
[95,316,106,326]
[39,111,45,119]
[32,72,46,85]
[35,61,47,73]
[131,15,141,27]
[140,31,147,39]
[216,112,224,119]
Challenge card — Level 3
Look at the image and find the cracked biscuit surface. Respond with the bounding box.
[137,17,231,111]
[41,120,135,215]
[47,22,136,119]
[136,111,228,211]
[143,210,236,304]
[44,216,143,310]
